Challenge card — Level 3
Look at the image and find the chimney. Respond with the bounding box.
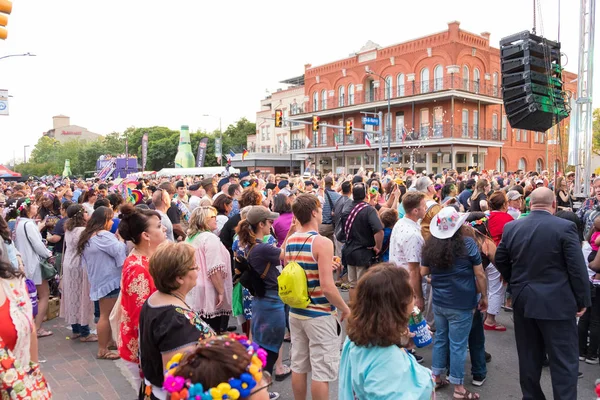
[53,115,70,130]
[448,21,461,40]
[481,32,491,46]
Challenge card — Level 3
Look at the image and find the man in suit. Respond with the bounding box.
[495,187,591,400]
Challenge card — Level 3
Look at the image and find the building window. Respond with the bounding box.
[367,79,376,102]
[420,108,429,138]
[434,65,444,91]
[534,132,538,143]
[321,89,327,110]
[536,158,543,172]
[283,109,289,127]
[384,76,392,100]
[337,119,343,144]
[395,112,405,142]
[433,107,443,137]
[261,126,266,141]
[502,115,507,140]
[348,84,355,105]
[516,129,521,141]
[338,86,345,107]
[462,109,469,137]
[493,72,499,96]
[473,110,479,139]
[420,68,430,93]
[540,131,545,143]
[519,157,527,170]
[473,68,480,93]
[313,92,319,112]
[321,125,327,145]
[463,65,470,90]
[397,73,405,97]
[523,130,528,142]
[497,157,506,172]
[492,113,498,139]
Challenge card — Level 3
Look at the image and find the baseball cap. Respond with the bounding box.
[188,183,201,191]
[405,169,416,175]
[278,180,289,189]
[507,190,522,201]
[304,180,314,187]
[217,177,229,192]
[245,206,280,225]
[535,179,544,185]
[201,178,214,189]
[175,181,185,189]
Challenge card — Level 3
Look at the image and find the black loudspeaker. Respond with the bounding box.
[500,31,569,132]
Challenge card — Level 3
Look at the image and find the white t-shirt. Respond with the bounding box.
[389,217,424,269]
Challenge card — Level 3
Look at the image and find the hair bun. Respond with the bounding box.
[118,203,136,220]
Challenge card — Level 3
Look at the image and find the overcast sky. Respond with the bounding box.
[0,0,590,164]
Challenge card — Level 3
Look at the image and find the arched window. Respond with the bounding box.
[348,84,355,105]
[397,73,405,96]
[313,92,319,112]
[338,86,345,107]
[473,68,481,93]
[384,75,392,99]
[321,89,327,110]
[536,158,543,173]
[420,68,430,93]
[497,157,506,172]
[434,65,444,91]
[463,65,470,90]
[493,72,499,96]
[519,157,527,170]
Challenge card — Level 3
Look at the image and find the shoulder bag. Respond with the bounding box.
[23,222,56,281]
[0,336,52,399]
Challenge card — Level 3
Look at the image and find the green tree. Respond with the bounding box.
[593,108,600,156]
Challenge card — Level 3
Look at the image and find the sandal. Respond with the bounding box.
[453,389,480,399]
[484,323,507,331]
[80,334,98,343]
[275,365,292,381]
[68,333,82,340]
[37,329,53,338]
[96,351,120,360]
[434,378,450,390]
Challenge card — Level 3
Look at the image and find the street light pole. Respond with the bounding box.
[23,145,29,163]
[203,114,223,166]
[367,70,392,171]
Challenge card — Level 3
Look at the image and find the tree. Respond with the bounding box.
[593,108,600,156]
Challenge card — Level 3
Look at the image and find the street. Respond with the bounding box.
[39,304,600,399]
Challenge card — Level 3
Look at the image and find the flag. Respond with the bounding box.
[401,126,408,143]
[196,137,209,167]
[242,149,249,161]
[141,131,148,171]
[305,136,311,148]
[365,132,371,148]
[228,149,236,159]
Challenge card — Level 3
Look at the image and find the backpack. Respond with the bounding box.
[278,234,316,309]
[234,245,272,297]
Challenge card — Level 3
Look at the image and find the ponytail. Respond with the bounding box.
[235,219,257,249]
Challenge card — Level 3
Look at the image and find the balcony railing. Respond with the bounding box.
[303,76,501,113]
[294,123,501,150]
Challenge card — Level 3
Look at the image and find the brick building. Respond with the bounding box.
[283,21,576,174]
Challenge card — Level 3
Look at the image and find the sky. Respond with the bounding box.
[0,0,590,165]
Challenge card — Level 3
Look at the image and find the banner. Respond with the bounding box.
[196,137,209,167]
[214,137,222,157]
[141,132,148,171]
[0,90,8,116]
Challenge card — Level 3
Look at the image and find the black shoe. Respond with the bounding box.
[485,352,492,363]
[472,375,486,387]
[226,326,237,332]
[409,349,424,364]
[578,371,584,379]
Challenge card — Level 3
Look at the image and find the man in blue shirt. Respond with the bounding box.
[457,179,476,211]
[319,176,341,249]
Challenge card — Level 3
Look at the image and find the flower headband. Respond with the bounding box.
[435,211,460,232]
[17,197,32,214]
[163,334,267,400]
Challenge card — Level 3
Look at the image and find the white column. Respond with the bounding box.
[361,154,365,169]
[451,148,457,170]
[426,152,432,174]
[332,157,336,174]
[467,151,474,168]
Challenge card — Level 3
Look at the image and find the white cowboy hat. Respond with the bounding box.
[430,206,469,240]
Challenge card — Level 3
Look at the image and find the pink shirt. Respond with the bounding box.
[591,231,600,251]
[272,212,293,248]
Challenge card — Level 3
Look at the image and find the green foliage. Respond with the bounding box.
[593,109,600,156]
[15,118,255,176]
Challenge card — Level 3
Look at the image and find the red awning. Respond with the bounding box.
[0,165,21,177]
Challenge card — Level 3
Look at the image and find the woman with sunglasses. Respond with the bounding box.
[186,206,233,333]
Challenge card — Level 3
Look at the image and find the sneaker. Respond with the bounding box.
[593,279,600,287]
[409,349,424,364]
[579,355,586,361]
[578,371,584,379]
[269,392,280,400]
[586,357,599,365]
[472,375,486,387]
[485,352,492,363]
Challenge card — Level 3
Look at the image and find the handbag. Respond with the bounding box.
[0,336,52,399]
[23,222,56,281]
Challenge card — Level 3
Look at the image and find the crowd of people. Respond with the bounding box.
[0,165,595,400]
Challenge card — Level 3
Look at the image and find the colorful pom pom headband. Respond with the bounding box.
[163,334,268,400]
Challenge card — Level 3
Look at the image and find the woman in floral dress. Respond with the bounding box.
[60,204,96,341]
[116,204,166,387]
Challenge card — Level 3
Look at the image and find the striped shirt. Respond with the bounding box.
[285,231,336,320]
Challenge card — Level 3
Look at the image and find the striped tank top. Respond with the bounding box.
[285,231,336,320]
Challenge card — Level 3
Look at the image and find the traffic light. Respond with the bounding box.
[500,30,569,131]
[0,0,11,40]
[274,110,283,127]
[312,116,320,132]
[346,120,353,135]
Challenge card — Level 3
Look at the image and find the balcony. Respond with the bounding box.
[295,123,502,151]
[302,76,502,114]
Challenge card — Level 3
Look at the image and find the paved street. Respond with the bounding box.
[39,309,600,399]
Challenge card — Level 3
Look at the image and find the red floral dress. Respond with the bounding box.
[118,255,156,363]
